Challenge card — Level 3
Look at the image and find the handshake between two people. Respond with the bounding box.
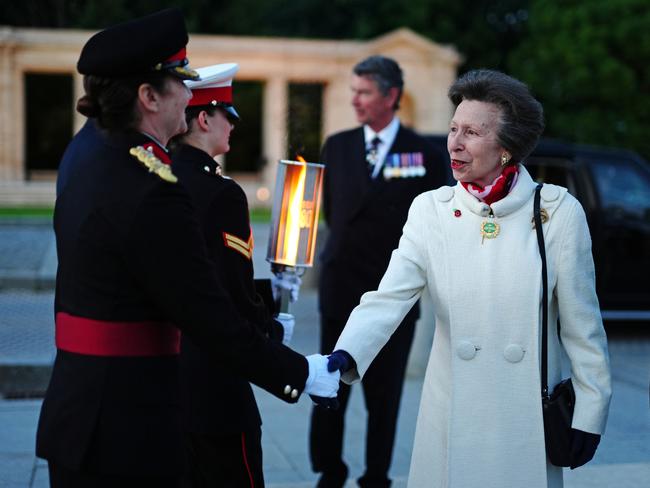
[270,274,354,408]
[304,350,355,410]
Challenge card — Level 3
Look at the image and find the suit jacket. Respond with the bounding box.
[37,130,307,477]
[319,124,447,321]
[172,144,283,435]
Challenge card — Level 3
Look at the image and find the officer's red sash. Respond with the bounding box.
[55,312,180,356]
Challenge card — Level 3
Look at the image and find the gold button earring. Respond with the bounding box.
[501,154,510,167]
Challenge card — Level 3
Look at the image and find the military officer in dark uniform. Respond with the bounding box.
[309,55,448,488]
[171,63,295,487]
[56,118,101,196]
[37,9,339,487]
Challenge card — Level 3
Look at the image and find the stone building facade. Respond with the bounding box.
[0,26,460,206]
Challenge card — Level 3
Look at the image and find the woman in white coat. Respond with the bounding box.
[324,70,611,488]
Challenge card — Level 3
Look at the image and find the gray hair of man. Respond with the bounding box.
[353,55,404,110]
[448,69,545,165]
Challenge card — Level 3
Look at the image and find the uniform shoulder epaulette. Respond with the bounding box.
[129,145,178,183]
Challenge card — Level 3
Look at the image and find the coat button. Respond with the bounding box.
[457,341,479,360]
[284,385,291,395]
[540,185,560,202]
[291,389,299,399]
[504,344,525,363]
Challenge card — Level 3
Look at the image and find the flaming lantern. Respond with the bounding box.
[267,157,325,312]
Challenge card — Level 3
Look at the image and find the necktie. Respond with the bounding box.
[366,136,382,177]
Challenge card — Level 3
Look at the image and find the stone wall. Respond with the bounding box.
[0,26,461,206]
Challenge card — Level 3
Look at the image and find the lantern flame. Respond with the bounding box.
[296,155,307,163]
[267,158,324,269]
[283,162,307,265]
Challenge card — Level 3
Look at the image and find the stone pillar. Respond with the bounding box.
[72,73,85,134]
[0,29,20,180]
[13,67,26,181]
[428,62,458,133]
[261,76,288,201]
[322,77,353,139]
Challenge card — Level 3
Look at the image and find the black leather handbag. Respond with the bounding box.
[535,183,576,467]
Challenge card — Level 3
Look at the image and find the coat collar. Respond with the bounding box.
[454,164,537,217]
[105,129,151,149]
[363,117,400,152]
[172,143,222,176]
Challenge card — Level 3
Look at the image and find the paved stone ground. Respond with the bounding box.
[0,221,649,487]
[0,291,55,398]
[4,322,649,488]
[0,220,55,290]
[0,292,55,364]
[0,228,49,271]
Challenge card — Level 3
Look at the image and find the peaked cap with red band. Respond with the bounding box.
[77,8,199,81]
[185,63,240,120]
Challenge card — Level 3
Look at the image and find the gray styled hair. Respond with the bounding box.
[448,69,545,164]
[353,55,404,110]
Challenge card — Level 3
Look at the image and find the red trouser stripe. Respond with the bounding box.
[241,432,255,488]
[55,312,181,357]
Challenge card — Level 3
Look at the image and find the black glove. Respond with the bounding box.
[309,394,339,410]
[327,350,355,374]
[570,428,601,469]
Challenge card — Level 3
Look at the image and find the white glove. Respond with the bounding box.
[276,312,294,346]
[271,272,302,303]
[304,354,340,397]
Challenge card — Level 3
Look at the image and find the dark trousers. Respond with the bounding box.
[48,463,182,487]
[184,427,264,488]
[310,314,416,488]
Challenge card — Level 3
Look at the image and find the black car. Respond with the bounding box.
[428,135,650,321]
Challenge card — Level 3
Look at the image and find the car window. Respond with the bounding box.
[524,158,577,196]
[590,159,650,222]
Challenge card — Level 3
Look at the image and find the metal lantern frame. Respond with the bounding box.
[266,159,325,312]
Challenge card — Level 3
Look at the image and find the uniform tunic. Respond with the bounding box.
[37,130,308,477]
[335,166,611,488]
[172,143,283,435]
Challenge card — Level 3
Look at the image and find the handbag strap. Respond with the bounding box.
[534,183,550,399]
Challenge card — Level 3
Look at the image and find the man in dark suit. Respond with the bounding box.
[309,55,447,488]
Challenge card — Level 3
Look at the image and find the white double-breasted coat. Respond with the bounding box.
[335,166,611,488]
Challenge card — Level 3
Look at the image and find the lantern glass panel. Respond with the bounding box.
[267,160,324,267]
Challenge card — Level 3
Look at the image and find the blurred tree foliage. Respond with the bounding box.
[1,0,530,71]
[3,0,649,158]
[509,0,650,159]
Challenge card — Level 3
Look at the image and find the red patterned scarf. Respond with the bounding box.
[461,165,519,205]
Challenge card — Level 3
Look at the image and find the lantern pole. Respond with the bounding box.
[270,263,302,313]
